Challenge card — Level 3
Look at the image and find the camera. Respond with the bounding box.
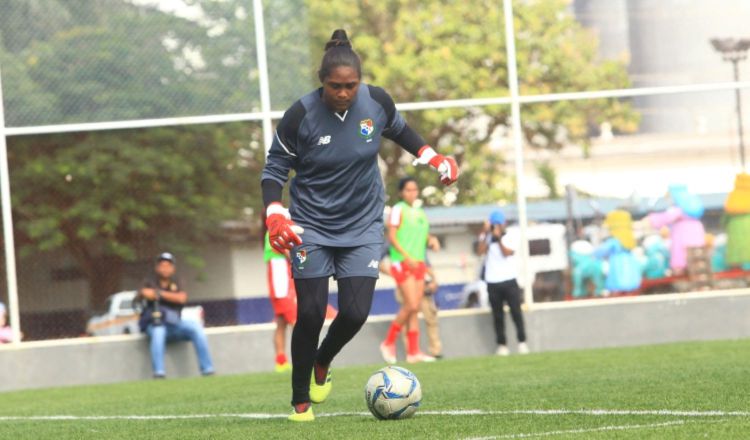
[151,307,163,326]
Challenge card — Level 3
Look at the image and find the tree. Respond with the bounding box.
[8,123,264,307]
[308,0,639,206]
[536,161,560,199]
[0,49,57,127]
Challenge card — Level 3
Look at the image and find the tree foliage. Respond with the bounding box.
[308,0,639,205]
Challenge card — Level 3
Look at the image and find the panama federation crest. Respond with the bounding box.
[358,118,375,139]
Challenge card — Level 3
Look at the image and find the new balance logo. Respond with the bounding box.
[368,260,379,269]
[317,135,331,145]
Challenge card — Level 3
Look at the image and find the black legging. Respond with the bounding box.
[487,279,526,345]
[291,276,375,404]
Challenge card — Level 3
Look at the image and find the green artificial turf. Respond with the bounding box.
[0,339,748,439]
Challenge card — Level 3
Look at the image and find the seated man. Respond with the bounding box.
[137,252,214,378]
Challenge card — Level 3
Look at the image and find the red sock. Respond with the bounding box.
[293,402,311,413]
[407,330,420,356]
[384,322,402,345]
[313,361,329,385]
[276,353,287,365]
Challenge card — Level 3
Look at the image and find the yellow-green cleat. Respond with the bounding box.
[288,403,314,422]
[275,362,292,373]
[309,368,332,404]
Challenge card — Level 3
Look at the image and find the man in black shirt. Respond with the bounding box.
[137,252,214,378]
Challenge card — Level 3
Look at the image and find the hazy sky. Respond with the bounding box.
[129,0,205,21]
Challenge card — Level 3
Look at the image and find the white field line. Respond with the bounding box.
[464,420,688,440]
[0,408,747,422]
[0,414,288,421]
[462,409,750,417]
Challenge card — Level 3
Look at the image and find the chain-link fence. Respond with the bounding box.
[1,0,263,126]
[1,0,750,341]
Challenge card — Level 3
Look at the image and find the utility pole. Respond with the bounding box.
[711,38,750,170]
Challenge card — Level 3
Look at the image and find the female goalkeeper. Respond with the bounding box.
[261,29,458,422]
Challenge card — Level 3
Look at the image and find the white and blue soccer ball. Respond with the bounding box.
[364,366,422,420]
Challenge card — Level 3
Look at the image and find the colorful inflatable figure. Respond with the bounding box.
[641,235,670,279]
[646,184,706,272]
[569,240,604,298]
[723,173,750,266]
[595,210,642,292]
[709,233,729,273]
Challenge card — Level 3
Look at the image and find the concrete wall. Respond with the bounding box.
[1,289,748,393]
[12,231,481,315]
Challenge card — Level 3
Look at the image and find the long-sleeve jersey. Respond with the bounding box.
[261,84,424,247]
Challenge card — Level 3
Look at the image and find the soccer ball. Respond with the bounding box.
[364,366,422,420]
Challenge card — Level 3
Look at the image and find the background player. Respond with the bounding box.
[379,231,443,362]
[264,231,297,373]
[421,261,443,359]
[380,177,438,363]
[261,30,458,421]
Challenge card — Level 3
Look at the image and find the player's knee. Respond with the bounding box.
[297,306,326,328]
[405,301,420,315]
[338,307,368,329]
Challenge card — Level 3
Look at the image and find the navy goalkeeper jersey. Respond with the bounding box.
[261,84,408,247]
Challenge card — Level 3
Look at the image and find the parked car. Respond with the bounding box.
[460,279,489,309]
[86,291,204,336]
[460,223,569,307]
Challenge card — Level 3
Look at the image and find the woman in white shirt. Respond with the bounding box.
[477,210,529,356]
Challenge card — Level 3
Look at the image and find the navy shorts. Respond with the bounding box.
[290,243,381,280]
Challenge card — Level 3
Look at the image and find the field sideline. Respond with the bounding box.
[0,339,748,439]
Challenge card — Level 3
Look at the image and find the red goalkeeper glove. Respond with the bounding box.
[413,146,459,185]
[265,203,304,254]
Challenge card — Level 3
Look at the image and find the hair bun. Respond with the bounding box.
[325,29,352,51]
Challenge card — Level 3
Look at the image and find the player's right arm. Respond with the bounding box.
[261,101,306,253]
[261,100,304,205]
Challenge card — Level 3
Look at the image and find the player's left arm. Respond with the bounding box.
[370,85,459,186]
